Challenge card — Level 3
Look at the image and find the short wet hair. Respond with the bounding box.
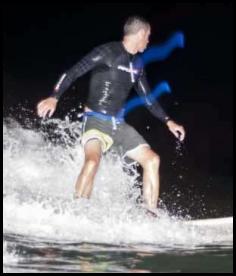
[123,16,150,35]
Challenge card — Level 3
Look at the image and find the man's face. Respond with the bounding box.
[137,27,151,52]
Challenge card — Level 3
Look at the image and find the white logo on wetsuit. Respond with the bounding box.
[99,81,111,106]
[54,73,67,91]
[117,62,139,83]
[92,55,102,62]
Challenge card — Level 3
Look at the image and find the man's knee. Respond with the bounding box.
[85,157,100,171]
[142,152,160,169]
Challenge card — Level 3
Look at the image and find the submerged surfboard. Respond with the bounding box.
[184,216,233,226]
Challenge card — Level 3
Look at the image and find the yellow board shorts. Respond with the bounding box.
[81,114,150,164]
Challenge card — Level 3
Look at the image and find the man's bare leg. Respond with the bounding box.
[75,139,102,199]
[126,145,160,210]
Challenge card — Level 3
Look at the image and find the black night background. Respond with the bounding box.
[3,3,233,218]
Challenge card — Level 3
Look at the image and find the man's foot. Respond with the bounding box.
[136,204,159,218]
[144,208,159,218]
[73,192,89,199]
[73,193,79,200]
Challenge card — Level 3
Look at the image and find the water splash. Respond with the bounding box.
[3,115,232,259]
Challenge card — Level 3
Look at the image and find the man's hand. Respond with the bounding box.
[166,120,185,141]
[37,97,58,119]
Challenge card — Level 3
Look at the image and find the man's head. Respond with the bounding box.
[123,16,151,53]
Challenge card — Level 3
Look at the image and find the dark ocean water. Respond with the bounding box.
[4,234,233,273]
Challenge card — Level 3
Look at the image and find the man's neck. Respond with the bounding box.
[122,38,138,55]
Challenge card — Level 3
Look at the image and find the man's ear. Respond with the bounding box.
[137,29,146,38]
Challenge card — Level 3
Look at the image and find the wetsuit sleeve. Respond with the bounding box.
[50,46,106,100]
[135,71,171,124]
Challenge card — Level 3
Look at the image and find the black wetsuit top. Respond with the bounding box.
[51,41,170,123]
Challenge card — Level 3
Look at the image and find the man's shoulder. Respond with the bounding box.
[96,41,121,51]
[91,41,122,60]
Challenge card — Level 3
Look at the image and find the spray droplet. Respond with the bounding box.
[77,113,83,118]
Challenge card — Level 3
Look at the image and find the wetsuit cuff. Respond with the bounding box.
[50,93,60,100]
[164,116,171,124]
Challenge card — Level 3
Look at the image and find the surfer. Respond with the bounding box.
[37,16,185,214]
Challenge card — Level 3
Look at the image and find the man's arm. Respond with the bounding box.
[134,71,185,141]
[134,71,171,124]
[50,45,106,100]
[37,45,106,118]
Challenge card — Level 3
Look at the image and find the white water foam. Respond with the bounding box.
[3,117,233,268]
